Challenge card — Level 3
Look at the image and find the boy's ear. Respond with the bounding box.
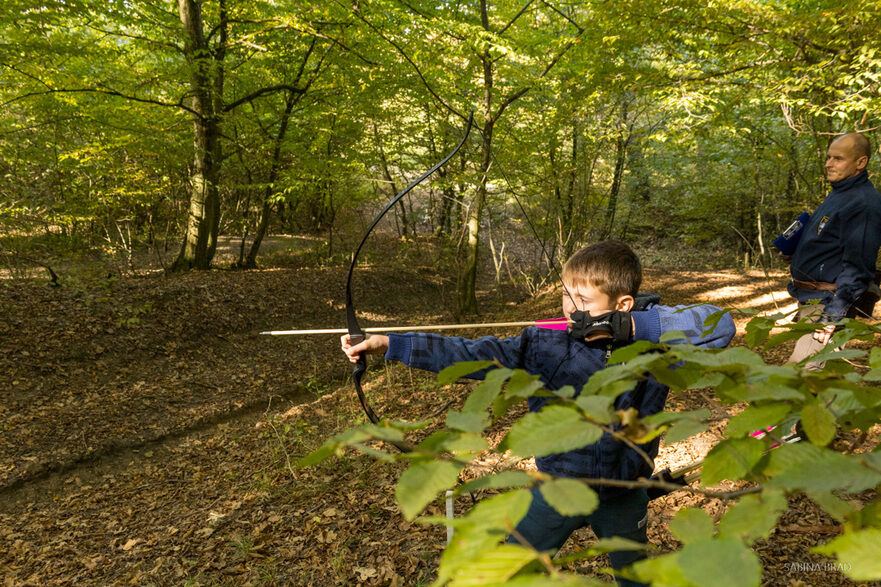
[616,294,635,312]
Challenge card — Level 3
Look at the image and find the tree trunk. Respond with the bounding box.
[457,129,490,316]
[372,122,407,238]
[602,133,627,240]
[457,67,493,316]
[205,0,227,262]
[244,90,297,269]
[172,0,225,271]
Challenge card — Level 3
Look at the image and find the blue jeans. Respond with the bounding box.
[507,487,649,587]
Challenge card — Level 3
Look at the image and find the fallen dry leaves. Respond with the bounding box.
[1,248,879,585]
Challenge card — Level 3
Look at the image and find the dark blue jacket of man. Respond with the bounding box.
[383,300,735,500]
[788,171,881,318]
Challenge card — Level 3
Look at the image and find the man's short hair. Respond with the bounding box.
[856,133,872,160]
[838,132,872,160]
[562,241,642,299]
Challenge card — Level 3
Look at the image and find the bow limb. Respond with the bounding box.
[345,109,475,437]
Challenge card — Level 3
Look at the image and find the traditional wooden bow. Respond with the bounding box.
[341,109,475,442]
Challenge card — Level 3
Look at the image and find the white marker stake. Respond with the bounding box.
[445,490,454,544]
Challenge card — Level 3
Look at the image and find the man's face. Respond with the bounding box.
[562,279,618,320]
[826,138,868,183]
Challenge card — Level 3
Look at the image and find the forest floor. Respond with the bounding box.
[1,235,879,586]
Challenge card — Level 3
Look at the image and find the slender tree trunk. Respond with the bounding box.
[458,121,491,316]
[457,1,495,316]
[244,90,297,268]
[602,133,627,239]
[373,122,406,238]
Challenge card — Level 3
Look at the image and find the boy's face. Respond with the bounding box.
[561,278,632,319]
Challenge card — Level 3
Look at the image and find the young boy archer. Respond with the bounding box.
[341,241,736,586]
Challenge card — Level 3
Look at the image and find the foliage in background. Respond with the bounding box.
[1,0,878,282]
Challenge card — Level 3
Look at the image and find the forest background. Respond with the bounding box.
[3,0,879,304]
[3,0,881,585]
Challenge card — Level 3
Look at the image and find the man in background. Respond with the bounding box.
[786,132,881,364]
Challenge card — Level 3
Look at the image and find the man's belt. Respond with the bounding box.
[792,279,837,292]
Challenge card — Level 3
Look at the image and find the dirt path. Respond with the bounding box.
[0,257,875,585]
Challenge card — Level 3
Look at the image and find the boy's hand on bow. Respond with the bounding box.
[569,310,633,343]
[341,333,389,363]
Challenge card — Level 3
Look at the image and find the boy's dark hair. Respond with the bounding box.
[562,241,642,299]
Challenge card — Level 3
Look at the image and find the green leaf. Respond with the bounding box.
[643,409,710,426]
[660,329,689,343]
[554,385,577,399]
[574,394,615,424]
[396,459,464,521]
[582,362,640,397]
[493,392,522,420]
[679,538,761,587]
[720,381,805,403]
[499,573,607,586]
[651,365,690,390]
[296,427,372,467]
[801,401,837,446]
[862,367,881,381]
[437,528,502,586]
[686,371,725,390]
[505,370,546,399]
[763,326,812,350]
[677,345,767,369]
[295,440,338,468]
[502,405,603,458]
[852,501,881,529]
[446,411,488,434]
[445,489,533,534]
[463,367,512,414]
[557,537,648,562]
[360,423,406,442]
[807,490,857,523]
[629,551,693,587]
[702,309,730,337]
[447,544,538,586]
[458,471,534,495]
[539,478,599,517]
[745,316,774,348]
[724,403,791,438]
[701,438,765,485]
[665,419,708,443]
[767,443,881,492]
[437,432,489,454]
[814,528,881,581]
[869,346,881,370]
[670,508,714,544]
[718,490,787,544]
[438,361,495,385]
[351,442,397,463]
[608,340,658,363]
[418,430,454,453]
[805,347,866,366]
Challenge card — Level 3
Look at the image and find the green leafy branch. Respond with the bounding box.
[300,312,881,585]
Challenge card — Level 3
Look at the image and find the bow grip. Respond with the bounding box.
[349,332,368,381]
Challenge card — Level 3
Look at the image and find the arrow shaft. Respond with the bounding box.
[261,320,567,336]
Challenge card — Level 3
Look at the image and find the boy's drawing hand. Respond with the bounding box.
[341,333,389,363]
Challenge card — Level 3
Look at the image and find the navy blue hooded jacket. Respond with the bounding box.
[788,171,881,318]
[384,300,735,499]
